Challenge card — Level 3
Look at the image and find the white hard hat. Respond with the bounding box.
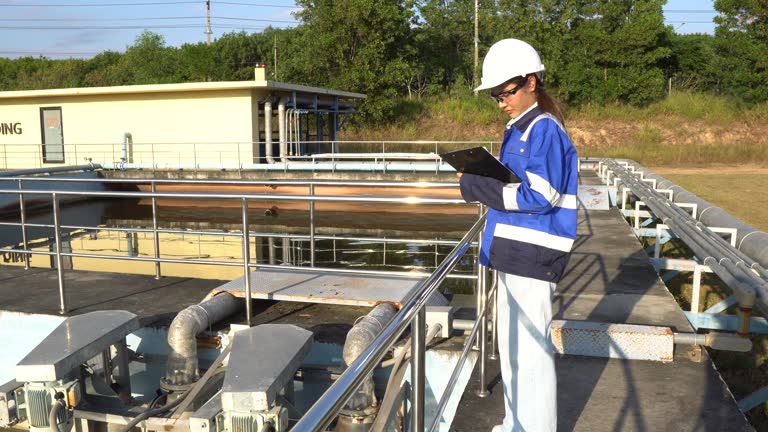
[475,39,545,92]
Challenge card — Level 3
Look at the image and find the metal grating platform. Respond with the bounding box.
[209,268,425,307]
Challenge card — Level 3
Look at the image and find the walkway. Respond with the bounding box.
[450,171,751,431]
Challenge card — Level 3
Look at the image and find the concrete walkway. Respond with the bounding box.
[450,172,752,431]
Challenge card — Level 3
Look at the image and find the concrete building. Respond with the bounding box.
[0,69,365,170]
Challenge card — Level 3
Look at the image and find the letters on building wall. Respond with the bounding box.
[0,123,22,135]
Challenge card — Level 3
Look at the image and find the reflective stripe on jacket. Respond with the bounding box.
[459,106,578,282]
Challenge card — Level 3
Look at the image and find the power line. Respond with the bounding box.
[216,1,300,7]
[0,1,298,7]
[0,24,293,30]
[0,16,296,23]
[0,1,198,6]
[665,10,718,14]
[0,50,104,56]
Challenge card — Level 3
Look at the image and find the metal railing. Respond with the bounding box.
[0,183,473,312]
[292,212,489,432]
[0,141,501,171]
[0,176,495,430]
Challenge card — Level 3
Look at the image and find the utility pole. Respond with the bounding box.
[274,34,278,80]
[473,0,479,96]
[205,0,212,45]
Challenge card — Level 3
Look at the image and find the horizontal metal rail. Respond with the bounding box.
[0,221,467,246]
[0,175,460,188]
[0,140,500,171]
[0,184,478,314]
[0,188,465,204]
[291,213,487,431]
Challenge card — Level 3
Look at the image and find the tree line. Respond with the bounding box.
[0,0,765,122]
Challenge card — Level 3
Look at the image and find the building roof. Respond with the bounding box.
[0,80,366,100]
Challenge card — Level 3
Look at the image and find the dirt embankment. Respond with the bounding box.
[567,117,768,150]
[344,113,768,154]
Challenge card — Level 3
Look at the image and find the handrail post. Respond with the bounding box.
[489,270,499,360]
[52,193,67,314]
[151,182,161,279]
[475,264,490,397]
[310,184,316,267]
[18,179,30,270]
[474,204,484,351]
[242,197,253,327]
[411,307,426,432]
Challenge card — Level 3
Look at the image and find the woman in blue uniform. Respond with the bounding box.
[459,39,578,432]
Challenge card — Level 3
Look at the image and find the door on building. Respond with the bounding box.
[40,107,64,163]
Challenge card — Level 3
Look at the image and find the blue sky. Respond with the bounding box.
[0,0,717,60]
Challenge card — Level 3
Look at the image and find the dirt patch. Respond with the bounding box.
[649,165,768,175]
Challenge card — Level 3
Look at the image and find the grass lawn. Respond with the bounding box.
[649,166,768,232]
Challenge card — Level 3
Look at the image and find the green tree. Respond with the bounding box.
[484,0,580,101]
[110,31,180,85]
[83,51,123,87]
[713,0,768,103]
[414,0,476,95]
[178,42,218,82]
[293,0,417,121]
[562,0,672,106]
[668,34,719,92]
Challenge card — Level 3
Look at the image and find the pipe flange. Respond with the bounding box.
[338,405,379,419]
[159,377,194,393]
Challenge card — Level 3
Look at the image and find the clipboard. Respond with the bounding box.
[440,146,521,183]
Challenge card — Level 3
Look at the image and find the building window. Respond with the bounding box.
[40,107,64,163]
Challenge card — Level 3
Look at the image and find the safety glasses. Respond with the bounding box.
[490,84,523,103]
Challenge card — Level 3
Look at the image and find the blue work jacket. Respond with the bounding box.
[459,105,578,282]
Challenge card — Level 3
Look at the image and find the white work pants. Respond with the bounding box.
[496,272,556,432]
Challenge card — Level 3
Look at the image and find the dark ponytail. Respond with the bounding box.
[533,76,565,125]
[496,75,565,125]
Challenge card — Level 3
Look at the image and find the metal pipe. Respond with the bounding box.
[52,193,67,314]
[278,97,288,163]
[286,108,293,158]
[100,161,459,173]
[122,133,133,164]
[411,307,426,432]
[625,175,765,303]
[0,175,460,189]
[474,204,484,351]
[623,161,768,268]
[151,182,161,279]
[309,184,315,267]
[0,164,101,177]
[673,332,752,352]
[264,100,274,164]
[113,339,132,398]
[475,265,490,398]
[268,236,275,264]
[241,198,253,327]
[607,160,766,316]
[18,179,29,269]
[0,188,465,205]
[489,270,499,360]
[161,292,240,388]
[342,303,398,411]
[291,213,486,431]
